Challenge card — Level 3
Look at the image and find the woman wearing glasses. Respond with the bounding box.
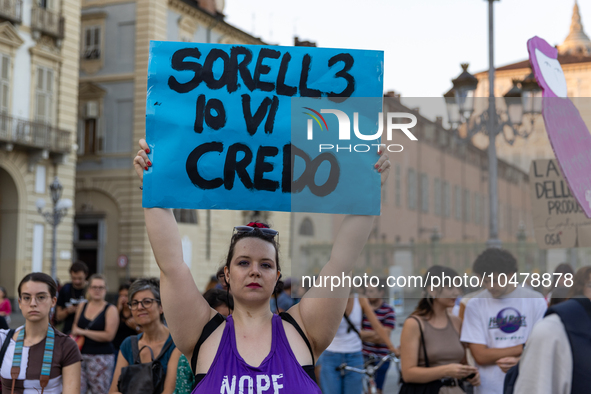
[0,272,82,394]
[72,274,119,394]
[133,138,390,393]
[110,278,181,394]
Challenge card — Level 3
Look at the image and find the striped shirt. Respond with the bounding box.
[361,302,395,357]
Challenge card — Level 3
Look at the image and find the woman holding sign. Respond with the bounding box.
[133,138,390,393]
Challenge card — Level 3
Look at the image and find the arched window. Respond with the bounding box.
[299,218,314,236]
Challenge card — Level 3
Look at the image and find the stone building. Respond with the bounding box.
[0,0,80,297]
[74,0,293,291]
[291,95,534,281]
[472,0,591,173]
[468,0,591,266]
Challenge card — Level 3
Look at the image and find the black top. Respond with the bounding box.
[112,310,137,352]
[191,312,316,387]
[56,283,86,334]
[77,302,115,355]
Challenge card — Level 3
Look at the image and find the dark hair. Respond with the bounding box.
[0,286,6,298]
[224,222,282,312]
[472,248,517,276]
[70,260,89,275]
[203,288,234,310]
[411,265,460,318]
[129,278,164,322]
[18,273,57,299]
[119,283,131,292]
[567,266,591,299]
[549,286,570,307]
[552,263,574,289]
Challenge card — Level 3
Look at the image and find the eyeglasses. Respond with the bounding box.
[128,298,159,310]
[234,225,278,237]
[90,286,106,291]
[20,294,50,304]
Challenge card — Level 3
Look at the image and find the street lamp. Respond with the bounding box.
[36,176,72,281]
[444,0,541,248]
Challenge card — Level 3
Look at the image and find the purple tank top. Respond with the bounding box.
[192,314,321,394]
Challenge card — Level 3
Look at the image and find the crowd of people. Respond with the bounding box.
[0,141,590,394]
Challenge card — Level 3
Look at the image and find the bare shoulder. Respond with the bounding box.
[402,315,421,331]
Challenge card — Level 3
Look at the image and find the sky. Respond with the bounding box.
[224,0,584,101]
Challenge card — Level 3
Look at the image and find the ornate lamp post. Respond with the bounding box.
[444,0,541,248]
[36,177,72,281]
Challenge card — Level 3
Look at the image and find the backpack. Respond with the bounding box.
[0,329,16,393]
[117,335,173,394]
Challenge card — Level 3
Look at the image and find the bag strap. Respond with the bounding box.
[130,335,142,364]
[343,312,361,338]
[409,316,430,368]
[154,335,173,361]
[191,313,225,373]
[0,329,15,371]
[279,312,315,364]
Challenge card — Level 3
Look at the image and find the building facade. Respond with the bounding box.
[75,0,293,291]
[469,0,591,266]
[0,0,80,298]
[292,95,535,282]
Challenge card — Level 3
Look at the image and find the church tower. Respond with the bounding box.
[558,1,591,55]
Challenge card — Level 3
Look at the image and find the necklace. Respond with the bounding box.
[10,324,55,394]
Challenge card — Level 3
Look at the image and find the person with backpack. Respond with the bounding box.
[55,261,89,334]
[110,278,181,394]
[0,272,82,393]
[506,265,591,394]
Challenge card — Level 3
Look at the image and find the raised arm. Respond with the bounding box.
[291,151,390,358]
[134,139,216,357]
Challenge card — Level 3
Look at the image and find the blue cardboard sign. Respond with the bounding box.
[144,41,383,214]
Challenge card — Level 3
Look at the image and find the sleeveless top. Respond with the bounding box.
[326,296,362,353]
[417,316,464,367]
[192,314,321,394]
[77,302,114,355]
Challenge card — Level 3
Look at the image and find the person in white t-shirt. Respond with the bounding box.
[460,249,547,394]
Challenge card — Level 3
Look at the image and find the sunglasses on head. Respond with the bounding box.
[233,225,278,237]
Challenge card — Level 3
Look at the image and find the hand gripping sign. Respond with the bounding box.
[527,36,591,219]
[143,42,385,214]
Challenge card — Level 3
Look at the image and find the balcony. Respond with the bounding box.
[0,113,71,155]
[0,0,22,24]
[31,6,64,40]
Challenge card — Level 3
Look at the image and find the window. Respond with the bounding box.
[35,67,53,124]
[464,189,470,222]
[434,178,441,216]
[420,173,429,213]
[443,181,451,218]
[407,168,416,210]
[0,54,9,131]
[81,100,101,155]
[299,218,314,236]
[395,164,401,207]
[454,185,461,220]
[173,209,198,224]
[83,26,101,60]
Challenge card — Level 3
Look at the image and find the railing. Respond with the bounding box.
[0,113,71,153]
[31,6,64,40]
[0,0,22,23]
